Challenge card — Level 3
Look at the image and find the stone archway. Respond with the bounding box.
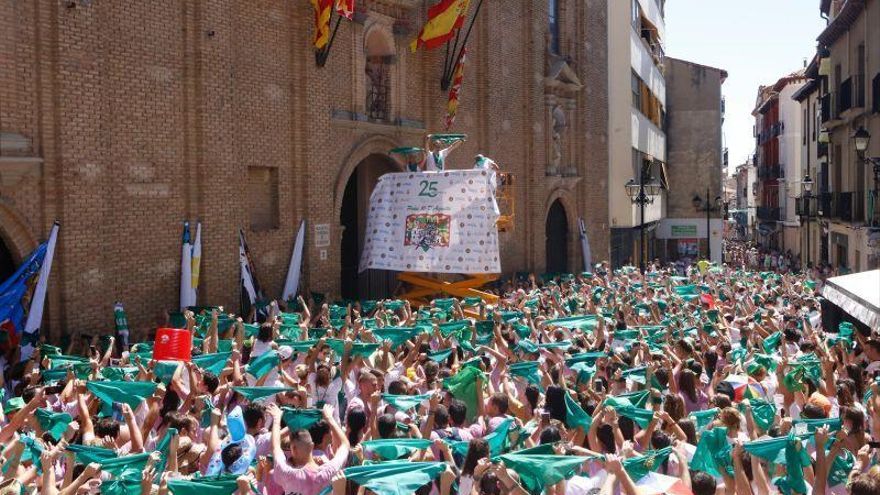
[0,203,39,278]
[545,199,569,273]
[338,149,401,300]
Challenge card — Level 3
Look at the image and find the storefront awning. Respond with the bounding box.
[821,270,880,328]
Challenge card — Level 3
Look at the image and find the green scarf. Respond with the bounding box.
[763,332,783,353]
[564,392,592,430]
[690,427,733,478]
[382,393,432,412]
[426,348,453,363]
[447,418,512,458]
[233,386,294,402]
[246,350,279,380]
[66,444,117,464]
[373,327,423,349]
[98,452,151,480]
[167,476,240,495]
[497,451,589,495]
[603,396,654,428]
[542,315,598,331]
[35,408,72,441]
[86,381,157,417]
[792,417,841,433]
[689,408,719,432]
[622,447,672,481]
[741,399,776,432]
[101,366,139,382]
[342,461,446,495]
[508,361,543,389]
[443,366,484,422]
[281,408,323,431]
[361,438,432,460]
[191,352,232,376]
[743,434,811,494]
[325,339,379,359]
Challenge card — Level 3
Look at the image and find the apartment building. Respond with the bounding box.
[792,56,823,267]
[608,0,668,267]
[732,162,758,241]
[809,0,880,270]
[752,72,806,252]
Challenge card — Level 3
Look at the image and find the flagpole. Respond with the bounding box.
[21,221,60,360]
[442,28,463,90]
[317,14,343,67]
[444,0,483,90]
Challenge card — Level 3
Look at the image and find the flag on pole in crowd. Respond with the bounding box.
[113,302,130,352]
[239,230,264,320]
[191,221,202,301]
[579,218,592,271]
[444,48,467,130]
[335,0,355,20]
[282,220,306,303]
[311,0,333,49]
[410,0,471,52]
[0,222,59,361]
[179,222,194,310]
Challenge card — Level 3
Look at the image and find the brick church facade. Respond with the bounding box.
[0,0,609,341]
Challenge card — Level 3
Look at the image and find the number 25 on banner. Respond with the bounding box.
[419,181,439,198]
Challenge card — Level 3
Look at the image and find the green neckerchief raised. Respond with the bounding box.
[325,339,380,360]
[742,433,811,494]
[167,475,240,495]
[281,408,323,431]
[447,418,512,458]
[603,396,654,428]
[792,416,841,433]
[382,393,432,412]
[740,399,776,432]
[66,444,116,464]
[426,348,453,363]
[86,380,157,417]
[233,386,294,402]
[342,461,446,495]
[508,361,543,389]
[689,408,719,432]
[622,446,672,481]
[97,452,151,481]
[191,351,232,376]
[763,332,783,353]
[542,315,598,331]
[443,366,484,422]
[496,450,590,495]
[372,327,423,349]
[245,349,278,380]
[564,391,592,430]
[361,438,432,460]
[35,408,72,441]
[690,427,733,478]
[615,390,650,409]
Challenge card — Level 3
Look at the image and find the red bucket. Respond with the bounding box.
[153,328,192,362]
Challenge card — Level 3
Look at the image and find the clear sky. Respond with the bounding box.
[664,0,828,173]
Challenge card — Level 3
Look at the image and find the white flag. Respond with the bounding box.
[579,218,592,272]
[21,222,59,361]
[239,230,257,306]
[282,220,306,302]
[180,222,195,310]
[190,222,202,304]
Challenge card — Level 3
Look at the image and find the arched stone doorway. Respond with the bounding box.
[545,199,569,273]
[339,153,399,300]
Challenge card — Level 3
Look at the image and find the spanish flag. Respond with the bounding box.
[445,48,467,130]
[336,0,355,20]
[311,0,333,49]
[411,0,471,52]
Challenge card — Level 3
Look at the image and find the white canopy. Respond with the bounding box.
[822,269,880,329]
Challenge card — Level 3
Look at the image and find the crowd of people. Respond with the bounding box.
[0,259,878,495]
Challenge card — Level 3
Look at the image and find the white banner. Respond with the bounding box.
[359,170,501,274]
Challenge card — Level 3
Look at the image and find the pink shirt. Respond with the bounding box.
[272,453,345,495]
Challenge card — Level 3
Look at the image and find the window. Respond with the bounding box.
[549,0,560,54]
[873,73,880,113]
[857,44,865,107]
[803,108,807,146]
[248,166,279,231]
[365,56,391,121]
[631,71,641,110]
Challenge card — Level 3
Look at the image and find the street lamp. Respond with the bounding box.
[852,126,880,229]
[692,190,722,261]
[800,174,815,269]
[625,175,661,274]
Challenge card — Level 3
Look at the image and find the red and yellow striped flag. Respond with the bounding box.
[445,49,467,130]
[311,0,333,49]
[336,0,355,20]
[410,0,471,52]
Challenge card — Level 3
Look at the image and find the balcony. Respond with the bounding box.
[757,206,781,221]
[757,164,783,179]
[820,93,833,123]
[818,192,833,217]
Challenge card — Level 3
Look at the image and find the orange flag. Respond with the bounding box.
[445,49,467,130]
[336,0,355,20]
[410,0,471,52]
[311,0,333,49]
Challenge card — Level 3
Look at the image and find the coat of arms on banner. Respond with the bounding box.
[404,214,451,252]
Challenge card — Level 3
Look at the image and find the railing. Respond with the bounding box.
[757,165,783,179]
[839,78,852,114]
[818,192,833,217]
[365,58,391,121]
[757,206,781,221]
[820,93,833,123]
